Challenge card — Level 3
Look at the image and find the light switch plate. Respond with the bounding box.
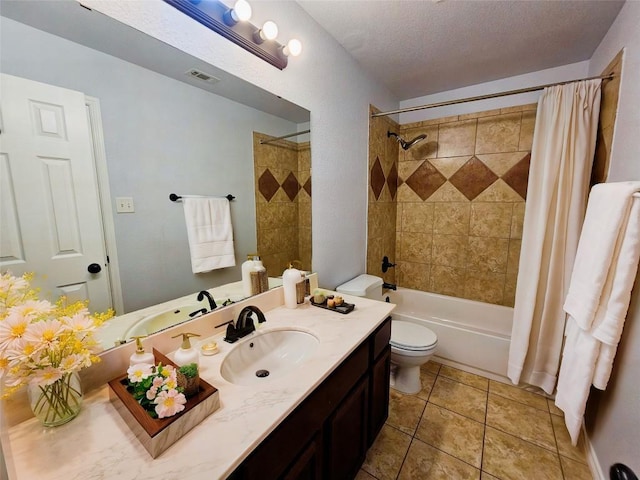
[116,197,135,213]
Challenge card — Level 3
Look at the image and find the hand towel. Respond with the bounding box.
[563,181,640,330]
[555,184,640,445]
[182,197,235,273]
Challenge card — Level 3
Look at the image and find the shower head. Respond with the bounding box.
[387,131,427,150]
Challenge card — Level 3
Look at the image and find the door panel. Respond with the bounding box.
[0,73,112,311]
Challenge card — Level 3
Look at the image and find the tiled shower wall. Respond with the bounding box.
[367,106,399,284]
[253,132,311,276]
[368,105,536,307]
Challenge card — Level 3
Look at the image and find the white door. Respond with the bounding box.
[0,73,112,312]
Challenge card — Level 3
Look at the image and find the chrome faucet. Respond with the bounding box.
[223,306,266,343]
[197,290,217,311]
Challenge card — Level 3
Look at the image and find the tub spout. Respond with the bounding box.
[383,282,397,291]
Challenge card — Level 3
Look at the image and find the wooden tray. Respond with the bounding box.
[108,349,219,458]
[310,298,355,314]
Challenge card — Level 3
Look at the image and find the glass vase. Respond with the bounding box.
[27,372,83,427]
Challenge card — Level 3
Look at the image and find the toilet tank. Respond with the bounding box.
[336,274,383,299]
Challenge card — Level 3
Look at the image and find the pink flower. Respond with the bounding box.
[146,386,158,400]
[154,388,186,418]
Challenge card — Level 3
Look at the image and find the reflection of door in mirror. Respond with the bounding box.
[0,73,113,312]
[253,132,312,276]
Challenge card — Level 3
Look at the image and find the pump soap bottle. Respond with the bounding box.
[283,264,302,309]
[241,254,256,297]
[129,336,155,366]
[171,333,201,366]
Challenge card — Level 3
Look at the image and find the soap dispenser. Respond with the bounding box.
[129,336,155,366]
[241,254,256,297]
[171,332,201,366]
[283,264,302,309]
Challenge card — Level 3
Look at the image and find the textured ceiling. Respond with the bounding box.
[297,0,625,100]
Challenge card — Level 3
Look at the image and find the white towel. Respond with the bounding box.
[555,183,640,445]
[182,197,236,273]
[563,181,640,330]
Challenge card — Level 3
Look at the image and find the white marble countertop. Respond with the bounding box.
[3,292,394,480]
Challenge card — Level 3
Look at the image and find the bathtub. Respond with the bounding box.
[384,288,513,381]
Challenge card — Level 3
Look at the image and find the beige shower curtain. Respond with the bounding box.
[507,80,602,395]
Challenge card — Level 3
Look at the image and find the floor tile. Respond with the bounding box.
[355,469,377,480]
[415,371,437,401]
[486,393,556,451]
[422,360,441,375]
[388,389,427,435]
[439,365,489,391]
[398,438,481,480]
[560,456,593,480]
[429,376,488,422]
[551,414,588,463]
[416,403,485,468]
[488,380,548,411]
[362,424,412,480]
[548,398,564,416]
[483,427,563,480]
[481,472,501,479]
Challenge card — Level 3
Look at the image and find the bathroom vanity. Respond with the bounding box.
[2,288,394,479]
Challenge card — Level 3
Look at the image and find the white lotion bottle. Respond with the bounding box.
[171,332,201,366]
[129,336,154,366]
[241,254,256,297]
[283,264,301,309]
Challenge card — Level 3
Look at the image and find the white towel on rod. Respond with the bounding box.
[555,182,640,445]
[563,181,640,330]
[182,196,236,273]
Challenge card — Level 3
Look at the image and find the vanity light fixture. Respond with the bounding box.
[222,0,252,26]
[164,0,302,70]
[253,20,278,43]
[281,38,303,58]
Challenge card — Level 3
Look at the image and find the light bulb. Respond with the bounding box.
[283,38,302,57]
[260,21,278,41]
[233,0,252,22]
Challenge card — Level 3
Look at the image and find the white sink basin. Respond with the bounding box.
[124,303,208,338]
[220,328,320,386]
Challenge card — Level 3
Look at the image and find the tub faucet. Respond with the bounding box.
[197,290,217,311]
[383,282,397,291]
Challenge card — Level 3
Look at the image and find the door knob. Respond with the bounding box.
[87,263,102,274]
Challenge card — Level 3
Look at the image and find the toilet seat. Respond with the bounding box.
[391,320,437,351]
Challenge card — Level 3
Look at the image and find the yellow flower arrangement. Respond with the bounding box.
[0,272,113,425]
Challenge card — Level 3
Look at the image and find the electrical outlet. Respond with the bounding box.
[116,197,135,213]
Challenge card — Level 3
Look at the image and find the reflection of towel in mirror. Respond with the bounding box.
[556,182,640,445]
[182,197,235,273]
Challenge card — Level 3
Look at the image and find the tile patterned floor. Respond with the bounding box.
[358,362,593,480]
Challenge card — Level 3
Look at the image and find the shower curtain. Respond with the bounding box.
[507,79,602,395]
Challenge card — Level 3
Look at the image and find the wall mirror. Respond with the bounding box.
[0,1,311,352]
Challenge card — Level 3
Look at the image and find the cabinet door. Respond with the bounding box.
[325,378,369,480]
[282,434,322,480]
[369,346,391,446]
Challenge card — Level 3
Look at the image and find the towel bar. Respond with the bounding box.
[170,193,235,202]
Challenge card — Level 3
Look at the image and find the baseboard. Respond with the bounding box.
[584,423,606,480]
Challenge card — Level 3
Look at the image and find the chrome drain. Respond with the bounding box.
[256,369,270,378]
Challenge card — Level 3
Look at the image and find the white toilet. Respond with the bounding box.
[336,274,438,394]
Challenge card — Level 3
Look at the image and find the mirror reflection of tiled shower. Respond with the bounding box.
[253,132,312,276]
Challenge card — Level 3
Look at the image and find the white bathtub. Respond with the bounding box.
[384,288,513,381]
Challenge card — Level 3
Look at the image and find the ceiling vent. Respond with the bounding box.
[185,69,221,85]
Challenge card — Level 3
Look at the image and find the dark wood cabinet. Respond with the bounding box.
[325,377,369,479]
[230,317,391,480]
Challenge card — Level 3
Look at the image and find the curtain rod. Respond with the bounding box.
[371,74,615,118]
[260,129,311,145]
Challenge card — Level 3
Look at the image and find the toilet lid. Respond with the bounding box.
[390,321,437,351]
